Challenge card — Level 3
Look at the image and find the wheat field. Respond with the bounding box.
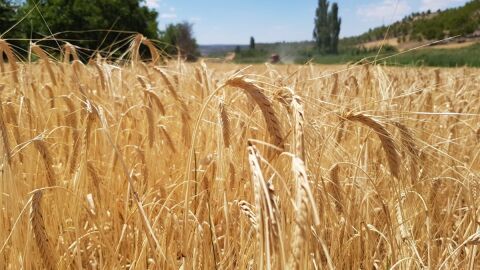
[0,36,479,269]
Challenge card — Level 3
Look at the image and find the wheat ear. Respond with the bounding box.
[346,113,400,178]
[138,76,166,115]
[0,39,19,83]
[154,67,190,112]
[31,44,57,86]
[226,76,284,149]
[394,121,420,181]
[239,200,258,228]
[141,37,161,65]
[160,126,176,153]
[329,164,343,214]
[34,138,56,186]
[130,34,143,64]
[31,190,56,270]
[219,99,231,148]
[291,94,305,160]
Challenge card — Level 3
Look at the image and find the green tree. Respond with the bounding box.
[313,0,330,53]
[0,0,20,37]
[314,0,341,54]
[249,36,255,49]
[19,0,159,56]
[329,2,341,54]
[0,1,15,29]
[162,22,199,61]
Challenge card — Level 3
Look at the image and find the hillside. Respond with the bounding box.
[343,0,480,46]
[202,1,480,66]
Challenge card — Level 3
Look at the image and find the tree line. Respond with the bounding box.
[0,0,199,60]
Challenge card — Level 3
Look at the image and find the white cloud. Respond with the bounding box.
[420,0,465,11]
[144,0,161,9]
[357,0,412,22]
[160,13,177,19]
[160,7,177,19]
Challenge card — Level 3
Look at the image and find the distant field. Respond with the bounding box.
[360,37,480,51]
[0,37,479,269]
[224,40,480,67]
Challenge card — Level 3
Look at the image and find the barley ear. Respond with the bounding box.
[33,137,56,187]
[0,39,19,83]
[226,76,284,150]
[31,190,56,270]
[31,44,57,86]
[219,99,231,148]
[346,113,400,178]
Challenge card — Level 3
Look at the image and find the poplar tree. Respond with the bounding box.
[329,3,341,54]
[314,0,341,54]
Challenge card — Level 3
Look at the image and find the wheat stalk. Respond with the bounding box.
[145,106,155,148]
[0,93,12,166]
[291,156,320,268]
[0,48,4,74]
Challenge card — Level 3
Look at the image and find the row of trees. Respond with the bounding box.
[0,0,198,60]
[313,0,341,54]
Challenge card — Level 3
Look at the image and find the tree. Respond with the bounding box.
[18,0,159,55]
[235,45,241,54]
[249,36,255,49]
[162,22,199,61]
[0,0,15,30]
[329,2,341,54]
[313,0,341,54]
[313,0,330,53]
[0,0,21,38]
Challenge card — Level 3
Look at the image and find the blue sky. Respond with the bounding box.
[144,0,470,45]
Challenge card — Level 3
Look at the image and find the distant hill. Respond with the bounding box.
[343,0,480,46]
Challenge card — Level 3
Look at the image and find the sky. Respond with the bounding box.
[144,0,471,45]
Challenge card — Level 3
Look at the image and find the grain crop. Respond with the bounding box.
[0,36,479,269]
